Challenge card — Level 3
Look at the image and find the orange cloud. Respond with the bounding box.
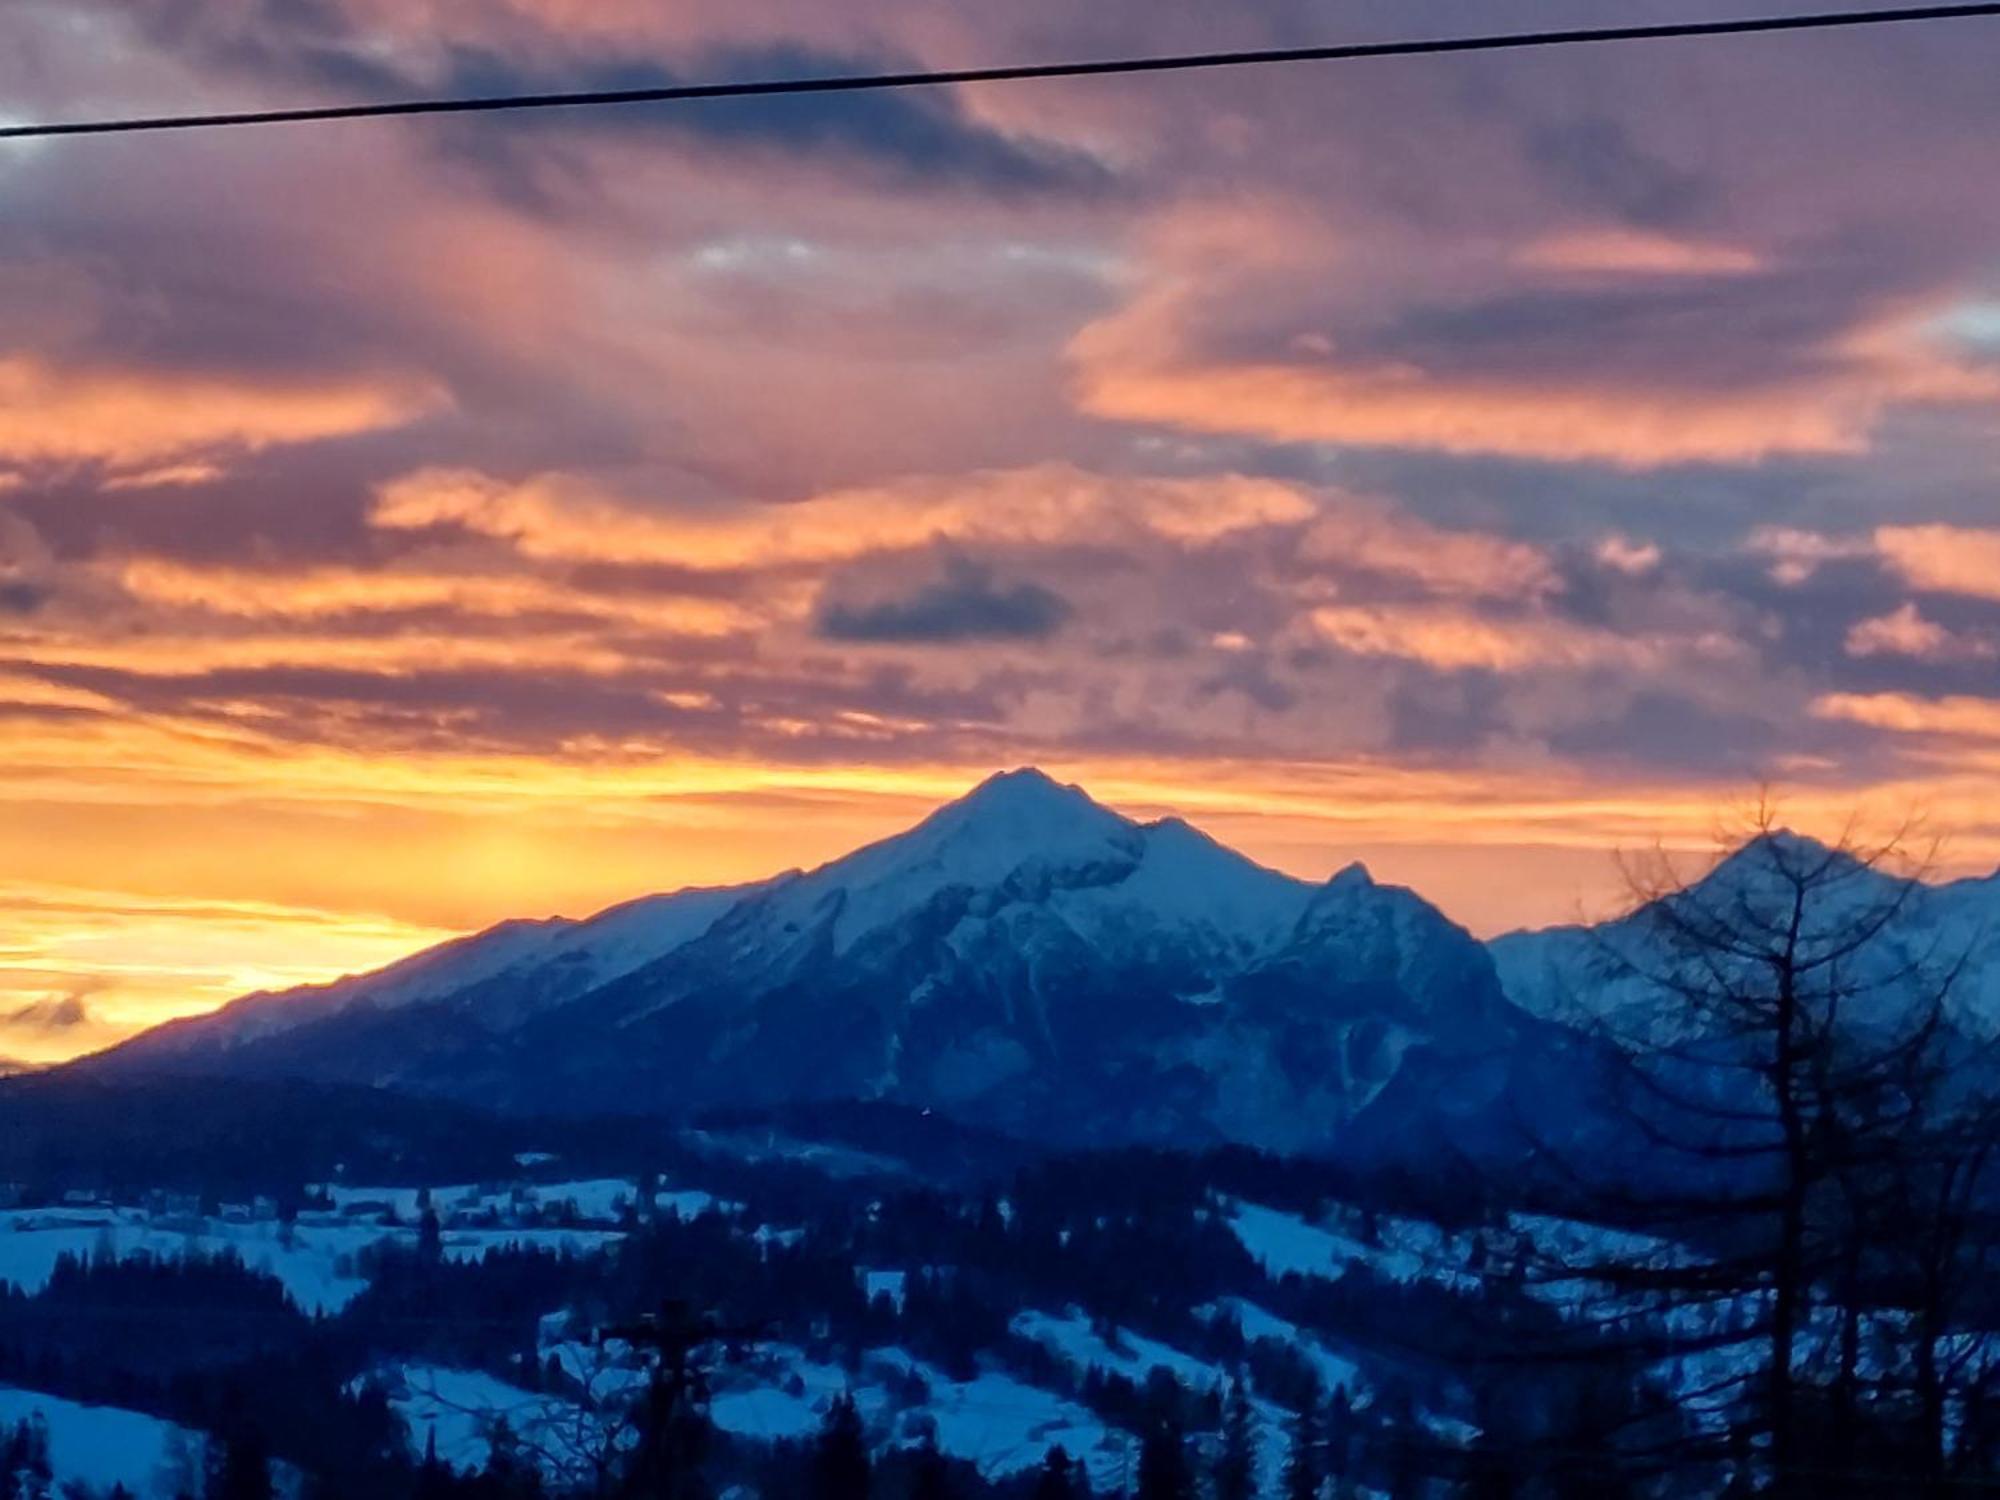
[5,627,641,680]
[1745,525,1875,584]
[1074,328,2000,468]
[1812,691,2000,740]
[1594,535,1663,576]
[1875,524,2000,602]
[1068,211,2000,468]
[0,356,444,469]
[1515,228,1764,278]
[1297,505,1558,601]
[1845,602,1996,661]
[1306,604,1671,673]
[371,463,1316,566]
[116,559,761,635]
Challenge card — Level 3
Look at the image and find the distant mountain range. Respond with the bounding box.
[83,769,2000,1165]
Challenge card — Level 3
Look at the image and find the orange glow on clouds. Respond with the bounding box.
[1875,525,2000,602]
[371,463,1316,567]
[1065,209,2000,468]
[9,2,2000,1068]
[1515,229,1764,278]
[0,357,444,470]
[1813,691,2000,740]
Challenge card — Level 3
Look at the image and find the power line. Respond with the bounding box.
[4,2,2000,142]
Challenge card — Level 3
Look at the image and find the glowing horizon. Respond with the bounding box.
[5,1,2000,1060]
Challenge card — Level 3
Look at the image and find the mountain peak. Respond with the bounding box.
[1327,861,1376,891]
[904,766,1131,854]
[1702,827,1862,890]
[955,766,1093,814]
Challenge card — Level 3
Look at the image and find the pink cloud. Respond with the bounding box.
[1845,602,1996,661]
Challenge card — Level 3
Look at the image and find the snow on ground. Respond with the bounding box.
[0,1175,732,1322]
[864,1348,1125,1487]
[686,1130,911,1180]
[0,1210,376,1313]
[1012,1309,1224,1392]
[404,1324,1258,1494]
[440,1227,624,1266]
[859,1268,907,1312]
[1010,1310,1292,1489]
[0,1206,630,1316]
[1224,1201,1479,1292]
[1196,1298,1364,1397]
[655,1189,723,1220]
[379,1364,619,1487]
[1230,1203,1746,1435]
[540,1339,649,1408]
[708,1342,1128,1489]
[0,1385,201,1499]
[709,1345,891,1441]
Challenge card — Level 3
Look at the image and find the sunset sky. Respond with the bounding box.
[5,0,2000,1062]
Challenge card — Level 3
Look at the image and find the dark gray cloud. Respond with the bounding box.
[129,0,1113,199]
[0,580,48,615]
[1548,691,1800,776]
[459,44,1111,193]
[817,556,1072,644]
[1524,114,1707,228]
[2,993,91,1031]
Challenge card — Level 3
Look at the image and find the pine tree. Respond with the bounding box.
[1135,1417,1192,1500]
[1283,1390,1322,1500]
[811,1391,870,1500]
[206,1426,275,1500]
[1214,1381,1257,1500]
[4,1417,52,1500]
[415,1425,451,1500]
[909,1433,954,1500]
[418,1202,444,1263]
[1032,1446,1081,1500]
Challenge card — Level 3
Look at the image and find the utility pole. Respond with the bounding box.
[598,1299,762,1500]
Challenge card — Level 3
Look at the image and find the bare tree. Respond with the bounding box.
[1500,799,2000,1495]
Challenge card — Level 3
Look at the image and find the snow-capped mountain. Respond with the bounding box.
[117,880,776,1059]
[91,769,1543,1155]
[1490,831,2000,1043]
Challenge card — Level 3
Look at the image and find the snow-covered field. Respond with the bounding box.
[1224,1200,1480,1292]
[1011,1310,1292,1489]
[710,1343,1130,1488]
[0,1177,723,1317]
[380,1364,616,1487]
[383,1338,1130,1491]
[0,1386,201,1499]
[0,1208,377,1313]
[1196,1298,1364,1398]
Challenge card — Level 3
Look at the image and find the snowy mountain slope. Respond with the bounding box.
[88,770,1540,1156]
[109,878,778,1064]
[1490,832,2000,1043]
